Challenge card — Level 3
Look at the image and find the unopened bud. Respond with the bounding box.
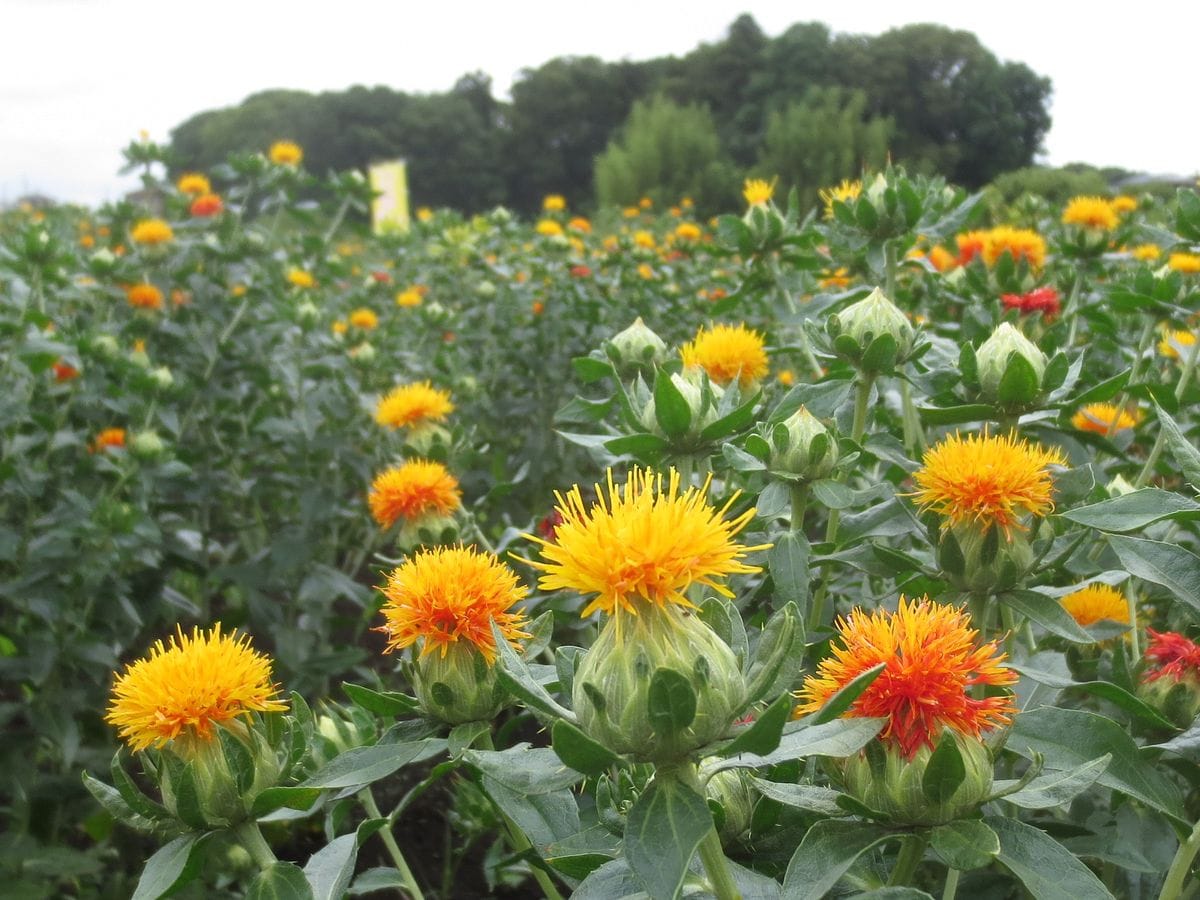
[827,288,916,373]
[413,643,505,725]
[769,406,838,480]
[975,323,1046,404]
[131,430,166,458]
[607,317,668,375]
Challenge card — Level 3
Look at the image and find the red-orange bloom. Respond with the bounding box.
[1143,629,1200,684]
[1001,287,1060,320]
[190,193,223,217]
[91,427,126,453]
[795,597,1017,758]
[53,360,80,382]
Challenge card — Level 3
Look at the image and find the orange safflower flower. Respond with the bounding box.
[368,460,461,529]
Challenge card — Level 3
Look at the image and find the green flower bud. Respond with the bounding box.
[131,430,166,458]
[296,300,320,324]
[941,522,1035,596]
[640,370,724,440]
[606,317,668,376]
[475,280,497,298]
[413,643,505,725]
[91,333,120,359]
[150,366,174,390]
[842,732,993,826]
[129,348,151,369]
[704,763,756,842]
[573,604,745,763]
[350,341,376,364]
[397,513,458,551]
[160,723,284,829]
[974,323,1046,404]
[90,249,117,272]
[827,288,916,373]
[489,206,513,225]
[405,423,452,455]
[769,406,838,480]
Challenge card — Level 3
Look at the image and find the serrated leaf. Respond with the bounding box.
[245,861,313,900]
[652,369,692,438]
[300,739,445,789]
[994,754,1111,809]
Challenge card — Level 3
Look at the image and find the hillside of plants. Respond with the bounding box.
[3,130,1200,900]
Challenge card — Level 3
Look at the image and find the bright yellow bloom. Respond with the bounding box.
[633,230,656,249]
[637,262,655,280]
[106,624,286,752]
[524,468,768,619]
[130,219,173,245]
[681,322,769,388]
[1159,329,1196,360]
[349,308,378,330]
[639,196,652,209]
[1071,402,1140,434]
[368,460,461,529]
[1112,195,1138,214]
[395,288,422,307]
[675,222,702,241]
[623,206,640,219]
[911,432,1065,533]
[1169,253,1200,274]
[416,207,433,223]
[332,320,348,336]
[818,267,852,290]
[794,598,1016,758]
[126,283,163,310]
[375,381,454,430]
[1062,196,1118,230]
[982,226,1046,270]
[1061,583,1130,627]
[1132,244,1161,262]
[535,219,563,237]
[929,245,957,272]
[777,369,795,387]
[743,178,774,207]
[820,179,862,219]
[377,546,529,663]
[542,194,566,212]
[269,140,303,166]
[176,172,211,195]
[287,268,315,289]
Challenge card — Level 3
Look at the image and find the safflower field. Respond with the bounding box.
[4,136,1200,900]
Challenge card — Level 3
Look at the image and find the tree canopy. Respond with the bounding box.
[168,17,1052,212]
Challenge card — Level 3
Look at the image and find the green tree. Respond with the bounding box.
[756,87,892,211]
[594,95,737,215]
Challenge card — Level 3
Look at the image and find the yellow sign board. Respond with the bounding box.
[369,160,410,234]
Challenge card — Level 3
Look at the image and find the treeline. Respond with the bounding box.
[169,15,1051,215]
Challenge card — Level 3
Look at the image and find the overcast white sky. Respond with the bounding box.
[2,0,1197,205]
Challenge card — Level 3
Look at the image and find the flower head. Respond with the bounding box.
[911,432,1065,534]
[680,322,769,388]
[955,230,989,266]
[269,140,303,166]
[126,282,164,310]
[349,308,378,330]
[983,226,1046,270]
[1001,286,1060,320]
[1112,195,1138,214]
[542,194,566,212]
[106,624,287,752]
[1144,630,1200,684]
[376,545,529,663]
[395,288,423,308]
[820,179,862,218]
[374,381,454,430]
[1061,583,1130,627]
[1072,402,1140,434]
[1159,329,1196,360]
[131,219,173,245]
[1132,244,1161,262]
[743,178,775,207]
[523,467,767,619]
[287,268,315,289]
[675,222,702,242]
[1062,196,1118,230]
[1169,253,1200,275]
[368,460,461,529]
[190,193,223,217]
[535,219,563,237]
[91,427,126,453]
[795,597,1017,758]
[176,172,211,195]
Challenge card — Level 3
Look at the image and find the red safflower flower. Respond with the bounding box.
[189,193,223,217]
[1143,629,1200,684]
[371,270,392,284]
[53,360,80,382]
[570,265,592,278]
[1001,287,1060,320]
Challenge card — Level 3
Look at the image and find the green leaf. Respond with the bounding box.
[551,719,623,776]
[1108,534,1200,616]
[652,369,692,438]
[483,776,581,852]
[808,663,885,726]
[1060,489,1200,532]
[218,726,255,794]
[917,403,994,426]
[998,353,1041,407]
[921,730,965,804]
[1011,665,1177,730]
[1008,707,1184,821]
[994,754,1111,809]
[930,820,999,871]
[163,758,207,830]
[1155,403,1200,491]
[448,721,490,756]
[984,816,1114,900]
[709,717,885,773]
[342,683,419,717]
[781,819,893,900]
[647,668,697,736]
[744,601,803,705]
[573,355,615,383]
[937,529,966,578]
[720,692,793,757]
[491,620,576,721]
[245,861,314,900]
[811,479,857,510]
[750,778,844,816]
[625,776,711,900]
[348,867,407,895]
[132,833,211,900]
[300,739,445,789]
[699,392,761,442]
[82,772,153,831]
[252,786,323,817]
[1064,368,1130,407]
[304,833,358,900]
[110,750,170,821]
[464,745,584,794]
[769,532,810,616]
[999,590,1092,643]
[604,433,670,457]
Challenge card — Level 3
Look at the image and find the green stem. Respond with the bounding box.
[884,240,899,300]
[676,763,742,900]
[1135,327,1200,487]
[1161,817,1200,900]
[790,483,809,533]
[233,821,277,871]
[1106,315,1157,438]
[1126,581,1141,661]
[888,832,928,887]
[899,378,926,455]
[359,788,425,900]
[322,196,353,246]
[1065,273,1085,349]
[942,867,961,900]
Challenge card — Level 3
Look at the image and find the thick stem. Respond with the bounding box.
[790,483,809,533]
[899,378,926,455]
[359,788,426,900]
[1065,273,1085,348]
[884,240,899,300]
[888,832,928,887]
[1126,582,1141,661]
[676,763,742,900]
[1161,817,1200,900]
[233,821,277,871]
[942,867,961,900]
